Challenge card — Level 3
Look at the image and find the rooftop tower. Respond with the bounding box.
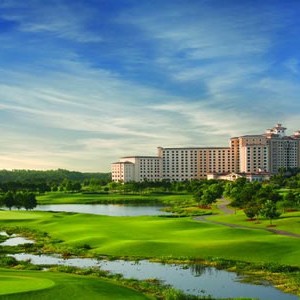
[265,123,287,138]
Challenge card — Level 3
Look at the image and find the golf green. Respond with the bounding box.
[0,269,150,299]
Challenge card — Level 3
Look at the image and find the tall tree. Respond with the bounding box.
[260,200,281,225]
[23,192,37,210]
[3,191,15,210]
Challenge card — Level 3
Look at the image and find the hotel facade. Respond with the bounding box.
[111,124,300,182]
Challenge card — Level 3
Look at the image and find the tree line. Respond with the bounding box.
[269,167,300,188]
[111,171,300,223]
[0,169,110,183]
[1,168,299,222]
[0,191,37,210]
[0,169,111,193]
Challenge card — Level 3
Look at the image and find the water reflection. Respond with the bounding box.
[9,253,298,300]
[190,264,207,277]
[0,231,10,237]
[0,236,34,246]
[34,204,169,216]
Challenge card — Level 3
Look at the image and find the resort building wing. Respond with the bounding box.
[112,156,162,183]
[112,124,300,182]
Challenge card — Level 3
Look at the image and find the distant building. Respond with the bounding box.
[111,156,162,183]
[111,124,300,182]
[234,135,269,174]
[265,124,299,173]
[207,172,270,182]
[111,161,135,183]
[157,146,234,181]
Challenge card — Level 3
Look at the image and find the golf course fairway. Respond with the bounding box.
[1,210,299,266]
[0,269,150,299]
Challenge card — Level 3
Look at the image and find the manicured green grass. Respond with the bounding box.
[0,268,150,299]
[37,192,153,204]
[209,210,300,235]
[278,188,300,195]
[0,272,54,295]
[1,210,300,266]
[36,192,193,205]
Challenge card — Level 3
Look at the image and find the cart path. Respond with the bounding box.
[194,198,300,239]
[217,198,235,215]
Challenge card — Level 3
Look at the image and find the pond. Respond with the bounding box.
[34,204,169,216]
[9,253,298,300]
[0,232,34,246]
[0,237,34,246]
[0,231,13,237]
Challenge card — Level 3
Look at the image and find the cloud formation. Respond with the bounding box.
[0,0,299,171]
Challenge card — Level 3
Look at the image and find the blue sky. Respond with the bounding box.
[0,0,300,172]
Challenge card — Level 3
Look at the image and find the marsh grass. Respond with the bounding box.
[0,258,213,299]
[0,236,7,243]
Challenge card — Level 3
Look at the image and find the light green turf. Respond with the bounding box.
[36,192,193,204]
[1,210,300,266]
[0,274,54,295]
[0,269,150,299]
[209,210,300,235]
[0,210,45,220]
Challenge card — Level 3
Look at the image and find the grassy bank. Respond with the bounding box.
[0,268,151,300]
[1,210,299,266]
[36,192,194,205]
[1,209,300,297]
[209,210,300,235]
[0,266,261,300]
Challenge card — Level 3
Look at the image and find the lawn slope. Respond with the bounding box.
[0,269,150,300]
[36,192,193,205]
[1,210,299,266]
[209,211,300,235]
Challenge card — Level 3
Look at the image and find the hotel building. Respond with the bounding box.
[157,146,234,181]
[111,124,300,182]
[111,156,162,183]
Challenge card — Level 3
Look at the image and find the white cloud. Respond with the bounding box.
[1,53,299,171]
[0,1,299,171]
[121,2,276,61]
[284,58,299,74]
[256,77,300,103]
[0,1,102,43]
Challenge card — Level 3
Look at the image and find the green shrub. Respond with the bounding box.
[0,256,18,267]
